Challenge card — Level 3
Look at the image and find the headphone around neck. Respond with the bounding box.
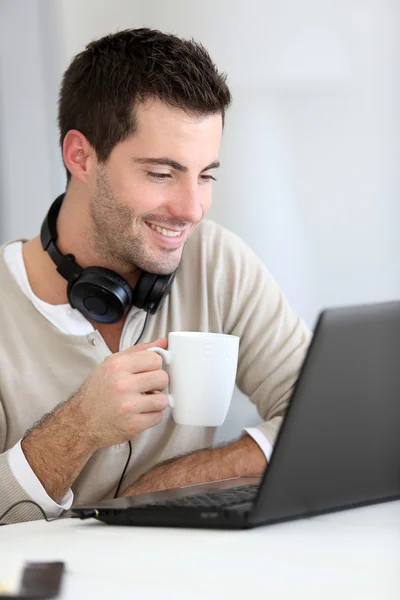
[40,194,176,324]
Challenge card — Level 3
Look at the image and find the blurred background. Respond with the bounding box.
[0,0,399,439]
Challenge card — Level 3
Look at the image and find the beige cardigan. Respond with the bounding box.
[0,219,310,523]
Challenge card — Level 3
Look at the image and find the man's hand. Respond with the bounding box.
[73,338,169,448]
[21,338,169,503]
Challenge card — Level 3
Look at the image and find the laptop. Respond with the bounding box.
[72,300,400,529]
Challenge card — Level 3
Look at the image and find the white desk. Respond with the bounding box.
[1,500,399,600]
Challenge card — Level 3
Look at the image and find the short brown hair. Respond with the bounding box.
[58,28,231,180]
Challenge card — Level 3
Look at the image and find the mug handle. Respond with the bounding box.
[147,347,175,409]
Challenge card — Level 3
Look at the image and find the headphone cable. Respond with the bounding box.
[114,310,150,499]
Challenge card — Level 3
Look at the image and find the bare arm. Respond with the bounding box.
[21,339,168,504]
[121,433,267,497]
[21,396,95,502]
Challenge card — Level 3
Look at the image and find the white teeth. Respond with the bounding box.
[148,223,182,237]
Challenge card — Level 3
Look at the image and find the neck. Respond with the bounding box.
[22,188,140,307]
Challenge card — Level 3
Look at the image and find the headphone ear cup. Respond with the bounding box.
[132,271,176,314]
[68,267,133,324]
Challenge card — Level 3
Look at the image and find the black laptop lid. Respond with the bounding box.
[250,300,400,526]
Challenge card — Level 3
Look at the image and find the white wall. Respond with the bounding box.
[0,0,64,241]
[1,0,399,439]
[56,0,400,325]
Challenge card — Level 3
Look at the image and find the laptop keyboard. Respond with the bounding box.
[138,483,259,510]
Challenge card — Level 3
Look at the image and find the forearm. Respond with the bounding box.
[121,433,267,497]
[21,396,95,503]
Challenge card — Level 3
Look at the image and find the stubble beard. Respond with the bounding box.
[89,167,184,275]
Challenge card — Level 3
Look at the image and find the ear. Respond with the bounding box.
[63,130,95,183]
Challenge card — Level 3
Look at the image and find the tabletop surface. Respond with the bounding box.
[1,499,399,600]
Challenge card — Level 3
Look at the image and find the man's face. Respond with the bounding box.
[89,99,223,275]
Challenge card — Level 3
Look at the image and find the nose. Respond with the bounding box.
[167,180,206,224]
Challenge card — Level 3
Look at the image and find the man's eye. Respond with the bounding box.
[200,175,217,182]
[147,172,171,180]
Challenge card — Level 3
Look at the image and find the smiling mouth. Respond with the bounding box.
[145,221,185,238]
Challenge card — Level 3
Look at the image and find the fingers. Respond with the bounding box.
[126,350,164,375]
[117,391,168,421]
[123,338,168,355]
[134,369,169,393]
[133,392,169,413]
[116,338,168,373]
[133,411,165,431]
[115,369,169,395]
[105,349,165,375]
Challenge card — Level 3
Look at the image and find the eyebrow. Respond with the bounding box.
[133,157,220,173]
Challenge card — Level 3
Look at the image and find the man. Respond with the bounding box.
[0,28,310,524]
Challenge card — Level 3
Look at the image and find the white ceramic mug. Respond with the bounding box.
[148,332,239,426]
